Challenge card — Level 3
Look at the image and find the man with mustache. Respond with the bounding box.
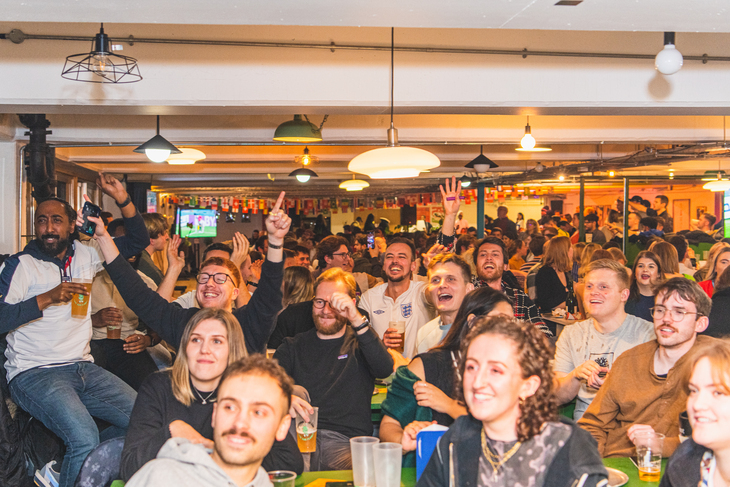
[579,278,717,458]
[126,355,293,487]
[274,268,393,471]
[472,236,552,337]
[0,173,150,487]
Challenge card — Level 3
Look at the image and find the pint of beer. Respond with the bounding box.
[71,278,92,318]
[296,407,318,453]
[389,321,406,353]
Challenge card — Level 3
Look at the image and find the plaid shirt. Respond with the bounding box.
[473,277,553,338]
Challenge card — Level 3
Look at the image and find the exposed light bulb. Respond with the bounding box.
[520,133,536,150]
[655,33,683,75]
[558,175,565,181]
[296,174,311,183]
[90,53,111,75]
[608,170,616,177]
[145,148,171,163]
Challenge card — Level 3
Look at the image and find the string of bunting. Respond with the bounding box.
[158,187,547,216]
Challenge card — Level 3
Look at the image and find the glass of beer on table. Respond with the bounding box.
[71,278,92,318]
[388,321,406,353]
[635,431,664,482]
[296,406,318,453]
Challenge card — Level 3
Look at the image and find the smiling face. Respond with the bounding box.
[475,243,505,283]
[196,264,239,311]
[583,268,630,321]
[311,279,350,336]
[186,318,230,391]
[462,334,539,433]
[428,262,474,315]
[687,357,730,452]
[653,291,706,350]
[383,243,416,283]
[211,373,291,472]
[325,244,352,271]
[35,200,75,259]
[635,257,660,288]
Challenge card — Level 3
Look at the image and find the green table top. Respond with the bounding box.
[295,458,668,487]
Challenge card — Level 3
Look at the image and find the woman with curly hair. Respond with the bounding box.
[417,315,607,487]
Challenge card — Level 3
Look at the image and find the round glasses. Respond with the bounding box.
[196,273,234,285]
[650,305,701,321]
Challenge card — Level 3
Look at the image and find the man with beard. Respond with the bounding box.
[0,173,150,487]
[579,278,717,458]
[274,268,393,471]
[472,236,552,337]
[126,355,293,487]
[359,237,436,359]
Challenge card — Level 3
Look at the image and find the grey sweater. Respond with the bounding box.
[126,438,273,487]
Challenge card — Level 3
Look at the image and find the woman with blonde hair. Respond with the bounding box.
[578,242,602,280]
[535,236,574,313]
[698,246,730,297]
[660,339,730,486]
[120,308,302,481]
[283,266,314,308]
[418,316,607,487]
[695,242,730,282]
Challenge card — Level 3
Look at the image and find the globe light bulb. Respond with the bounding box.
[145,148,171,163]
[90,53,111,75]
[655,44,683,75]
[521,133,536,150]
[296,174,311,183]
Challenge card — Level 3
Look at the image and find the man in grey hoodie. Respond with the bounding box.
[126,356,294,487]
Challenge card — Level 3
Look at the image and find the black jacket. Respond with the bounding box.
[659,438,708,487]
[708,287,730,338]
[417,415,607,487]
[105,254,283,354]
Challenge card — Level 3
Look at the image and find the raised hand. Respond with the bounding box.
[265,192,291,243]
[96,172,129,205]
[421,244,447,269]
[166,234,186,271]
[439,176,462,217]
[230,232,250,267]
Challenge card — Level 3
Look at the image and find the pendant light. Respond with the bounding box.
[348,28,440,179]
[289,168,318,183]
[273,115,325,143]
[295,147,318,166]
[465,146,499,173]
[655,32,683,75]
[515,116,552,152]
[167,148,206,165]
[339,175,370,191]
[704,119,730,191]
[134,116,182,163]
[61,24,142,84]
[459,175,474,188]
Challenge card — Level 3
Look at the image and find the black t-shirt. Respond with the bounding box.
[274,327,393,438]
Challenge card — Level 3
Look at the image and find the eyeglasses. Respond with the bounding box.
[650,306,702,321]
[332,252,352,259]
[196,273,234,285]
[312,298,330,309]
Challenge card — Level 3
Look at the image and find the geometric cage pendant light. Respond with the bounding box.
[133,115,182,163]
[348,28,440,179]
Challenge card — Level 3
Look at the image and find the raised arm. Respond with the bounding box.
[95,172,150,258]
[156,235,185,302]
[437,177,462,249]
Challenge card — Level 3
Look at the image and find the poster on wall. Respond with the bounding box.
[146,190,157,213]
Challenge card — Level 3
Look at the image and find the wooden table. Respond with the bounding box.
[541,313,580,337]
[295,459,668,487]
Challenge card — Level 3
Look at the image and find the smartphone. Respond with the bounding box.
[367,232,375,249]
[79,201,101,236]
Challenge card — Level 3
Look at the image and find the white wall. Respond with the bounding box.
[0,142,20,255]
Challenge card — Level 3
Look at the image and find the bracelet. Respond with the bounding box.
[352,317,370,332]
[268,242,283,249]
[116,195,132,208]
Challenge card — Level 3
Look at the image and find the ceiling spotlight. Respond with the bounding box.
[348,28,440,179]
[289,168,318,183]
[459,175,475,188]
[62,23,142,84]
[167,148,206,165]
[608,170,616,177]
[273,115,325,143]
[339,175,370,191]
[133,116,182,163]
[558,174,565,181]
[465,145,498,173]
[655,32,683,75]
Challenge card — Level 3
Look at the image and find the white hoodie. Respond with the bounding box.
[126,438,273,487]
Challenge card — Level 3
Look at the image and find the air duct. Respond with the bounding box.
[19,114,55,202]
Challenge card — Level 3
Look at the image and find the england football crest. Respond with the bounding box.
[401,303,413,318]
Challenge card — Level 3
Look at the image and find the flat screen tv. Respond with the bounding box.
[176,208,218,238]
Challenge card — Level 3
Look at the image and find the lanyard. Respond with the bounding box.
[59,255,73,283]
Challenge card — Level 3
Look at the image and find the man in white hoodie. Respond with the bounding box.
[126,355,294,487]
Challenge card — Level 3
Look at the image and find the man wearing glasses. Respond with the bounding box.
[579,278,717,458]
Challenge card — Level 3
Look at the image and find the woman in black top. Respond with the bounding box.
[379,287,514,466]
[625,251,663,323]
[120,308,302,481]
[535,236,573,313]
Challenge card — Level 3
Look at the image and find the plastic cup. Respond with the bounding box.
[388,321,406,353]
[635,431,664,482]
[373,443,402,487]
[350,436,380,487]
[268,470,296,487]
[71,278,92,318]
[295,407,318,453]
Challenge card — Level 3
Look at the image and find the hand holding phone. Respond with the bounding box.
[79,201,101,236]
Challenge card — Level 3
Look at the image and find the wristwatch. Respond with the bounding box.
[352,316,370,332]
